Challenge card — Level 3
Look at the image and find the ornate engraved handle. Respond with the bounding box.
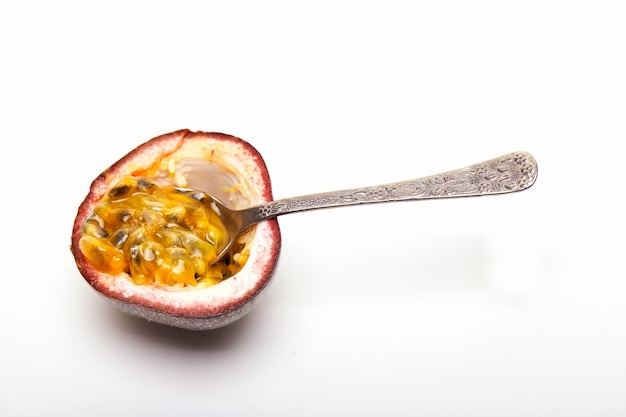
[244,151,537,223]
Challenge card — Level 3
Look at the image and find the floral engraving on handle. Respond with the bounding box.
[258,151,537,218]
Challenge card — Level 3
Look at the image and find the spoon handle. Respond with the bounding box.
[248,151,537,222]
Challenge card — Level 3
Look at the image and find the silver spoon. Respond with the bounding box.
[198,151,537,264]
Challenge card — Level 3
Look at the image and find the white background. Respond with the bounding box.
[2,1,625,416]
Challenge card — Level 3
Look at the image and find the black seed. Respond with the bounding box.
[108,184,132,199]
[110,228,130,249]
[81,218,108,238]
[117,209,134,223]
[137,178,154,190]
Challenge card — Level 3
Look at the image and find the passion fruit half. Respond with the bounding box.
[71,129,281,330]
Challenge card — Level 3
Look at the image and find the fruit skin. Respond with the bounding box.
[71,129,281,330]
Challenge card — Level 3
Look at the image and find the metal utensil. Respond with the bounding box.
[200,151,537,263]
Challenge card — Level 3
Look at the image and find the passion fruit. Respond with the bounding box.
[71,129,281,330]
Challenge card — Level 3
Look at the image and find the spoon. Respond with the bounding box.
[200,151,537,264]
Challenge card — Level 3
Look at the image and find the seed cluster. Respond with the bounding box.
[79,176,249,287]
